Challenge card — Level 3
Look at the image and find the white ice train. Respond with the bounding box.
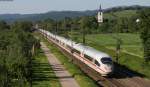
[39,29,114,76]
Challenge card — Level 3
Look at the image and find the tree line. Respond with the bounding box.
[37,11,140,35]
[37,8,150,62]
[0,21,40,87]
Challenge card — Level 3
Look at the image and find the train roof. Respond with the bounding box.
[74,43,110,59]
[41,29,111,59]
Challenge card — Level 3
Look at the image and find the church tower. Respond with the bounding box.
[97,5,103,23]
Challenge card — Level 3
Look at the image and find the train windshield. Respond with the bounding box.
[101,57,112,64]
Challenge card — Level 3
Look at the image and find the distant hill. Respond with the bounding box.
[0,10,97,23]
[0,5,149,23]
[104,10,138,19]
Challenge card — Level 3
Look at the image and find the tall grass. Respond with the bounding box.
[32,49,61,87]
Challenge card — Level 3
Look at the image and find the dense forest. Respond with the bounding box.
[0,21,40,87]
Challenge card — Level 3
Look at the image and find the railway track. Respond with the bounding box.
[40,32,150,87]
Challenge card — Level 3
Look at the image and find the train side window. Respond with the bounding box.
[73,49,80,54]
[66,45,72,49]
[84,54,93,61]
[95,60,100,66]
[56,39,59,42]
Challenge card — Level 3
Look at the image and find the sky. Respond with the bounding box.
[0,0,150,14]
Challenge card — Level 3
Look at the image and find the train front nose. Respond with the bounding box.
[101,65,113,76]
[104,65,112,72]
[103,64,113,75]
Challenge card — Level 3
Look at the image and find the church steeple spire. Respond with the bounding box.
[97,4,103,23]
[99,4,102,12]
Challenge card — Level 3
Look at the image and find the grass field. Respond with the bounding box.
[73,33,150,78]
[36,33,99,87]
[75,33,143,57]
[90,33,143,57]
[32,49,61,87]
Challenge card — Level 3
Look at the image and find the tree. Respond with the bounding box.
[60,17,72,38]
[0,21,9,30]
[79,16,91,44]
[0,21,40,87]
[139,8,150,62]
[112,35,122,63]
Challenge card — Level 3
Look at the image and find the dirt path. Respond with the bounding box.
[40,42,80,87]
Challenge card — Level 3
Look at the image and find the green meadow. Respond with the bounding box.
[83,33,143,58]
